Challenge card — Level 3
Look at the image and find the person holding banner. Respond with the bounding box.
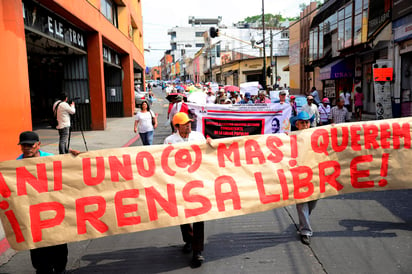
[16,131,70,274]
[205,89,216,105]
[238,92,254,104]
[164,112,208,268]
[301,95,319,127]
[289,112,318,245]
[256,90,271,103]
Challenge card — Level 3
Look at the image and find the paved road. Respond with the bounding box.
[1,87,411,274]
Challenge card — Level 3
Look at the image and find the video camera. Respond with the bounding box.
[68,97,81,104]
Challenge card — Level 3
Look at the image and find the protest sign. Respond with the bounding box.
[0,118,411,250]
[188,103,291,138]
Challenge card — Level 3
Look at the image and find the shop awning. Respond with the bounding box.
[320,58,354,80]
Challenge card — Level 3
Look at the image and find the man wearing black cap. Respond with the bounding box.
[17,131,78,273]
[16,131,54,159]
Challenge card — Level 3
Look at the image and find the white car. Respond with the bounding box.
[135,87,148,107]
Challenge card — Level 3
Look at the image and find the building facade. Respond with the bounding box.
[308,0,403,118]
[0,0,145,161]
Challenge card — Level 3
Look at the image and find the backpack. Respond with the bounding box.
[50,101,62,129]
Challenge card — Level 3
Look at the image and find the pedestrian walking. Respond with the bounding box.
[318,98,331,125]
[289,112,318,245]
[164,112,209,268]
[329,98,350,124]
[53,92,75,154]
[309,86,321,106]
[354,87,364,121]
[301,95,320,127]
[340,88,352,112]
[134,101,157,145]
[289,95,298,117]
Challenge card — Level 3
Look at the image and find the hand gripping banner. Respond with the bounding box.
[0,118,411,250]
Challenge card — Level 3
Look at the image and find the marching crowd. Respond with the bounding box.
[14,81,364,273]
[138,81,363,267]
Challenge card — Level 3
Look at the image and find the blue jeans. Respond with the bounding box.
[296,200,318,236]
[139,131,154,146]
[58,127,70,154]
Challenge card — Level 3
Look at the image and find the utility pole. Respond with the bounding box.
[270,29,273,86]
[262,0,266,89]
[209,48,213,82]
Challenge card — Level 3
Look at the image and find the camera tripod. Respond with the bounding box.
[67,103,88,152]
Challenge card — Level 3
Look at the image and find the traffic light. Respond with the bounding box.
[210,27,219,38]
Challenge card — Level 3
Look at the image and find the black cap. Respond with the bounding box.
[18,131,39,145]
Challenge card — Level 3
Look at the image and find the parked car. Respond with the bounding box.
[135,85,148,107]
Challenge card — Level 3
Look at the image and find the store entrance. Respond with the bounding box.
[25,30,91,130]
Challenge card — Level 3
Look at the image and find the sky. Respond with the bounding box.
[142,0,312,67]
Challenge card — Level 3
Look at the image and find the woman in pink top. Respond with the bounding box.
[354,87,364,121]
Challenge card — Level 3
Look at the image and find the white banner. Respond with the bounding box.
[187,103,291,139]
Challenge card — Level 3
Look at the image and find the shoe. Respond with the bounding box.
[190,251,204,268]
[182,242,191,253]
[300,235,311,245]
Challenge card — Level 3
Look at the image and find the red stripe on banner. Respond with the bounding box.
[0,237,10,254]
[122,135,140,147]
[207,110,283,114]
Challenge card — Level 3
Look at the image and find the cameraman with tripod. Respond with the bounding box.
[53,92,75,154]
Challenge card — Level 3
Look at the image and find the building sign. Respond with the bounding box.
[392,0,412,21]
[320,59,354,80]
[393,13,412,43]
[373,68,393,81]
[103,45,121,67]
[23,0,86,51]
[368,0,391,38]
[323,80,336,99]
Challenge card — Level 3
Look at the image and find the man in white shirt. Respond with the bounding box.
[53,92,75,154]
[205,89,216,104]
[301,95,320,127]
[164,112,206,267]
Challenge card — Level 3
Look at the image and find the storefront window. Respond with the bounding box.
[313,27,318,60]
[319,24,323,58]
[354,0,368,45]
[354,14,362,45]
[309,29,314,62]
[344,16,352,48]
[338,20,344,50]
[337,3,354,50]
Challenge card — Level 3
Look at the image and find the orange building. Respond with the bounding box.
[0,0,145,161]
[151,66,162,80]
